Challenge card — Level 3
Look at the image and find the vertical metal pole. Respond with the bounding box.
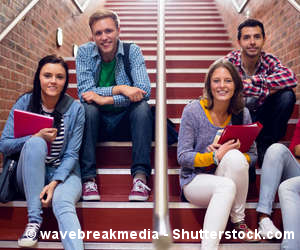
[153,0,172,249]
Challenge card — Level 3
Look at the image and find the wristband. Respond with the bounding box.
[213,151,219,165]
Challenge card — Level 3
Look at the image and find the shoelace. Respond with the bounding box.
[85,182,98,192]
[132,180,151,192]
[23,223,40,239]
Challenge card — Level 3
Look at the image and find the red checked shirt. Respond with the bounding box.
[225,50,297,109]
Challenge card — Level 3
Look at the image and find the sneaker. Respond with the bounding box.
[233,220,260,242]
[258,217,281,239]
[128,179,151,201]
[82,181,101,201]
[18,222,41,248]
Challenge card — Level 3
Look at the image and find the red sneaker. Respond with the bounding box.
[82,181,100,201]
[128,179,151,201]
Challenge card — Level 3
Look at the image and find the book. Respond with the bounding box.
[14,109,54,153]
[217,122,263,153]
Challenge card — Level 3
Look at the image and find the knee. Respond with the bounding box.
[277,90,296,109]
[83,103,100,120]
[130,101,152,122]
[222,149,249,172]
[265,143,288,160]
[23,136,47,156]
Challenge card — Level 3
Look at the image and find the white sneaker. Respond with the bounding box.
[258,217,281,239]
[18,222,41,247]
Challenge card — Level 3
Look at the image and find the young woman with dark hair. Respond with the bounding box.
[0,55,85,249]
[177,59,259,250]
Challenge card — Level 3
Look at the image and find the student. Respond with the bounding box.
[225,18,297,165]
[256,119,300,242]
[0,55,85,249]
[177,59,259,250]
[76,9,152,201]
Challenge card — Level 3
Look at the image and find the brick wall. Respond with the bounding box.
[0,0,106,134]
[215,0,300,99]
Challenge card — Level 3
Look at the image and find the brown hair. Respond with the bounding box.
[204,59,244,115]
[89,9,120,30]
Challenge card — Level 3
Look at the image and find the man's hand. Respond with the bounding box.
[82,91,114,106]
[82,91,99,104]
[113,85,146,102]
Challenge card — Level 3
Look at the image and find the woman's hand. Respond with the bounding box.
[206,143,221,152]
[215,139,240,162]
[39,180,60,207]
[34,128,57,142]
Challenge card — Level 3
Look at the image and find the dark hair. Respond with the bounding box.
[89,9,120,31]
[237,19,265,40]
[27,54,69,132]
[204,59,244,115]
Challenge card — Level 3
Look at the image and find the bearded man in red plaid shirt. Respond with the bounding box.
[225,19,297,168]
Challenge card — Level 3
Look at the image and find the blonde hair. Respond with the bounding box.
[89,9,120,30]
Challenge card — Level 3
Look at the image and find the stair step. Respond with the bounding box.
[0,241,281,249]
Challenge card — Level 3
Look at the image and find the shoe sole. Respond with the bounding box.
[18,239,38,248]
[128,195,149,201]
[82,195,101,201]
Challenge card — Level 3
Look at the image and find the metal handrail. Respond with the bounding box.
[0,0,40,42]
[153,0,172,249]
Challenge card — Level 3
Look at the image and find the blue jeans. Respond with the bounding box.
[256,143,300,215]
[16,137,83,250]
[279,176,300,250]
[80,100,153,182]
[250,89,296,164]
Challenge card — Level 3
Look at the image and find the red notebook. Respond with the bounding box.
[14,109,54,153]
[218,122,263,153]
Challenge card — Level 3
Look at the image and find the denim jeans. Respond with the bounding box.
[256,143,300,215]
[249,89,296,164]
[80,100,153,182]
[279,176,300,250]
[16,137,83,250]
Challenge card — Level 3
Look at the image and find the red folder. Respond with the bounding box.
[218,122,263,152]
[14,109,54,153]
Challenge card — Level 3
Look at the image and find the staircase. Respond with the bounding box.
[0,0,298,249]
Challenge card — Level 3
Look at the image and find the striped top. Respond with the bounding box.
[42,109,65,167]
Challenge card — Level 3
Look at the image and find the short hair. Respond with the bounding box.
[237,19,265,40]
[89,9,120,30]
[204,59,244,115]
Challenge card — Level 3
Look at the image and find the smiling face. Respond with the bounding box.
[238,26,265,58]
[40,63,66,102]
[210,66,235,104]
[91,17,120,62]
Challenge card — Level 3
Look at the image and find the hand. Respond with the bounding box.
[215,139,240,162]
[34,128,57,142]
[82,91,98,104]
[206,143,221,152]
[114,85,146,102]
[39,181,60,207]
